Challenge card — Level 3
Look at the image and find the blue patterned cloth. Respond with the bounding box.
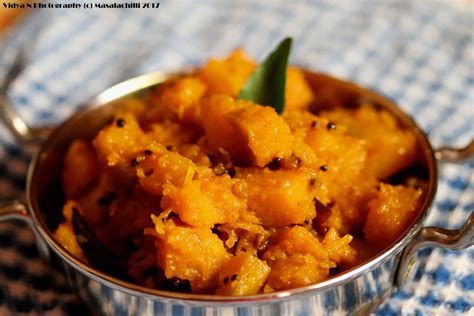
[0,0,472,315]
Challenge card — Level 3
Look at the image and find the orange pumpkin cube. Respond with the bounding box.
[364,184,422,250]
[264,253,329,291]
[216,252,270,295]
[322,106,418,179]
[321,228,357,265]
[152,219,230,293]
[136,146,196,196]
[62,140,99,199]
[284,67,315,112]
[201,95,294,167]
[240,168,317,227]
[92,112,150,167]
[198,49,256,97]
[53,200,87,261]
[145,77,206,125]
[264,226,328,261]
[161,169,243,228]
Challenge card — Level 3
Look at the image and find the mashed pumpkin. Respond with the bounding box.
[54,50,422,295]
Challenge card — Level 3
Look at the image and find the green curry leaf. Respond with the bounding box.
[237,37,292,114]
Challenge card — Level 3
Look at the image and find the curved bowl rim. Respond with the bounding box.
[25,70,438,304]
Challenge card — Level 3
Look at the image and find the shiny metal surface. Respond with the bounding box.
[0,200,30,223]
[0,199,50,259]
[396,212,474,287]
[0,70,473,315]
[435,141,474,163]
[0,32,53,142]
[0,89,52,141]
[63,254,398,315]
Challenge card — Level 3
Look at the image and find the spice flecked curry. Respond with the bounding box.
[54,50,421,295]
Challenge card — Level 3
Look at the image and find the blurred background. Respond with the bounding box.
[0,0,473,315]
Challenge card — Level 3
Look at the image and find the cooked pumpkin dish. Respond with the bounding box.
[54,47,422,295]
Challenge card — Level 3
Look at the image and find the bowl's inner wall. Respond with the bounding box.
[29,71,434,264]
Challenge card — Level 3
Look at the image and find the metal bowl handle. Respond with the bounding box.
[0,200,51,259]
[0,199,30,222]
[396,212,473,287]
[0,33,52,142]
[0,89,51,256]
[0,89,51,142]
[396,141,474,287]
[435,140,474,163]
